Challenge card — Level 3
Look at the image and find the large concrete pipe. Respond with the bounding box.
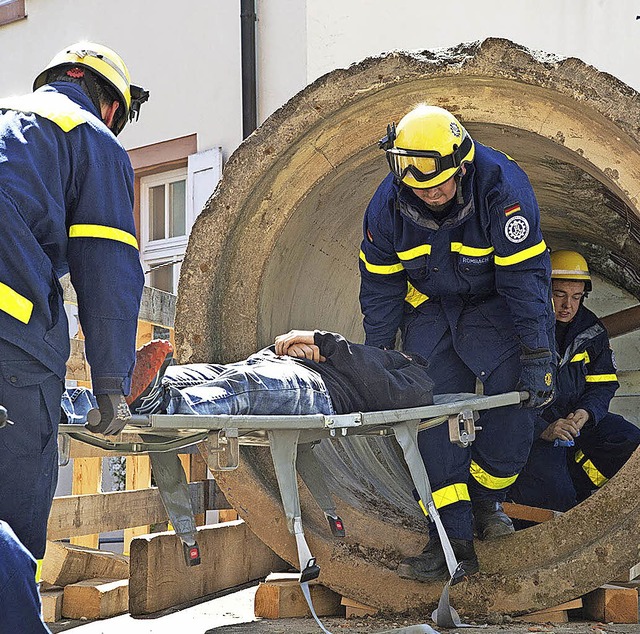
[175,38,640,616]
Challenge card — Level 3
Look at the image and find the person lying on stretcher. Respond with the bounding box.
[62,330,435,431]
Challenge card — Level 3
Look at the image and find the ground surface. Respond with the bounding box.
[48,584,640,634]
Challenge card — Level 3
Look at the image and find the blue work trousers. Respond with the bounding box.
[403,312,535,540]
[0,340,63,560]
[0,520,51,633]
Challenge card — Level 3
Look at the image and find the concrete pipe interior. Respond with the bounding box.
[176,38,640,616]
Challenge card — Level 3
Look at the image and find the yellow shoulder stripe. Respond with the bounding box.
[494,239,547,266]
[359,250,404,275]
[0,281,33,324]
[397,244,431,260]
[450,242,494,257]
[570,351,590,363]
[69,224,139,250]
[0,92,88,132]
[585,373,618,383]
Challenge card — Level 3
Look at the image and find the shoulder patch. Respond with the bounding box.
[504,215,530,243]
[504,203,521,216]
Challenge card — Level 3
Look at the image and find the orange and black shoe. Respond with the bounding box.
[127,339,174,415]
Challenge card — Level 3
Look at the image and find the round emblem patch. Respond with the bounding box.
[544,372,552,386]
[504,215,530,243]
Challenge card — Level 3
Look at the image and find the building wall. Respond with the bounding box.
[1,1,639,161]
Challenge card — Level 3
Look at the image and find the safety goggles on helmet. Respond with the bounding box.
[379,122,473,187]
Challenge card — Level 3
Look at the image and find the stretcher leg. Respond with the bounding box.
[393,420,471,629]
[297,443,345,537]
[145,444,201,567]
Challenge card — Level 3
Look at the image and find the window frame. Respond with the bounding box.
[0,0,26,27]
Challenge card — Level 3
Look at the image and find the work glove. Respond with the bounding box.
[85,393,131,436]
[517,348,555,409]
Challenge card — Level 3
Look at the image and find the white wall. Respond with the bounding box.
[305,0,640,93]
[0,0,245,157]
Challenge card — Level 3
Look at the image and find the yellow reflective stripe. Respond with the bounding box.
[494,239,547,267]
[0,92,87,132]
[575,450,608,487]
[405,281,429,307]
[450,242,495,257]
[585,373,618,383]
[0,281,33,324]
[417,483,470,516]
[470,460,518,490]
[397,244,431,260]
[69,224,139,249]
[35,559,43,583]
[570,351,590,363]
[359,250,403,275]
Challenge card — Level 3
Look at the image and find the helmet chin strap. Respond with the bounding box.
[455,171,464,205]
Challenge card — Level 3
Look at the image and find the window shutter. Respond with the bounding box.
[187,148,222,226]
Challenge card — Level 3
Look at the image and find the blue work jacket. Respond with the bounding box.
[0,83,144,394]
[359,142,554,377]
[543,304,619,427]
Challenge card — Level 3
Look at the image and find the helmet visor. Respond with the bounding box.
[387,149,441,183]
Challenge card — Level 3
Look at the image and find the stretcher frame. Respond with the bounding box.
[58,390,524,631]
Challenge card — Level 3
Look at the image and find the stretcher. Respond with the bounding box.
[58,390,525,632]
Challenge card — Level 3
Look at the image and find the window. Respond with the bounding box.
[139,148,222,294]
[0,0,26,27]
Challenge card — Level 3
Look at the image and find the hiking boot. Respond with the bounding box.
[397,537,478,582]
[473,500,514,540]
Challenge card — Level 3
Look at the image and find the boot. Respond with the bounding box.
[473,500,514,540]
[397,537,478,582]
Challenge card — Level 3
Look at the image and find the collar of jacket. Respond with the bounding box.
[394,163,476,230]
[557,304,605,368]
[40,81,103,122]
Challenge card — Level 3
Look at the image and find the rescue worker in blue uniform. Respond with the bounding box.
[359,104,555,581]
[0,42,148,567]
[0,520,51,633]
[508,251,640,512]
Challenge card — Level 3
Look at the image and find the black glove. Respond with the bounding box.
[85,393,131,435]
[517,348,555,409]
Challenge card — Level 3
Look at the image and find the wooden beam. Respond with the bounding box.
[502,501,559,524]
[255,579,342,618]
[48,481,212,540]
[516,598,582,623]
[129,519,287,615]
[583,584,639,623]
[123,455,152,555]
[41,587,64,623]
[62,578,129,620]
[70,457,101,548]
[601,304,640,339]
[41,541,128,587]
[341,596,378,618]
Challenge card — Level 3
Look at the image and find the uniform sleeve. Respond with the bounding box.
[490,183,553,352]
[67,143,144,396]
[358,185,407,349]
[576,336,619,425]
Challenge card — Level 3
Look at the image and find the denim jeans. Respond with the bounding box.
[163,348,335,416]
[60,348,335,422]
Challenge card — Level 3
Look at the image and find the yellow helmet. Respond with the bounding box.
[33,42,148,136]
[550,250,592,292]
[379,104,475,189]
